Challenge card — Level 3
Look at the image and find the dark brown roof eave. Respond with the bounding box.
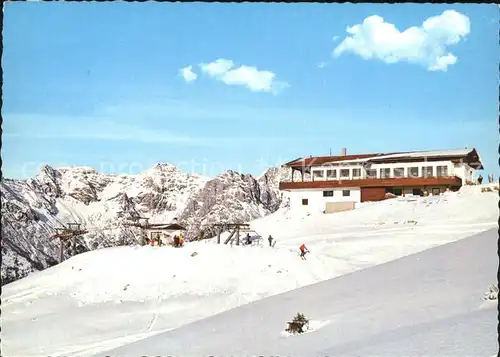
[282,157,304,166]
[148,223,187,230]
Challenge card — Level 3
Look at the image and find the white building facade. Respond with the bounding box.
[280,148,483,214]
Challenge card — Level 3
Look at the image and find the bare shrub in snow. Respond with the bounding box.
[481,185,499,192]
[286,312,309,334]
[483,284,498,300]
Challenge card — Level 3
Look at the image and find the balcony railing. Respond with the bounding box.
[279,176,463,190]
[280,171,455,183]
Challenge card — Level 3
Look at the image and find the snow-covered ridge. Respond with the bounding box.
[1,164,289,285]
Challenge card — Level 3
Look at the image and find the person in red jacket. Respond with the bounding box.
[299,244,310,260]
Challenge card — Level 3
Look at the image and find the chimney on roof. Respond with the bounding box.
[340,148,347,156]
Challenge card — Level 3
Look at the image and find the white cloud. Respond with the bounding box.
[332,35,339,42]
[332,10,471,71]
[317,61,328,68]
[199,58,289,94]
[199,59,235,77]
[179,65,197,82]
[219,65,288,93]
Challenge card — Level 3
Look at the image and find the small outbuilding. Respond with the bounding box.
[146,223,187,247]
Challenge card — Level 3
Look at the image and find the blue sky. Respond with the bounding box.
[3,3,498,179]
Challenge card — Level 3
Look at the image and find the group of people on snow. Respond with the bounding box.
[172,233,185,248]
[244,233,276,247]
[149,230,309,259]
[244,233,309,259]
[147,233,185,247]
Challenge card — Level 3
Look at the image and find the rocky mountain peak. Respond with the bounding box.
[151,162,179,172]
[38,164,61,179]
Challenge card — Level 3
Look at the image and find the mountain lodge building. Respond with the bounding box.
[279,148,483,213]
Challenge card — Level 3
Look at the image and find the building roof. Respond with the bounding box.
[283,148,483,169]
[284,153,391,168]
[147,223,187,231]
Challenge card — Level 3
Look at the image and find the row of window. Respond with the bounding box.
[388,187,442,196]
[302,189,352,205]
[313,169,361,179]
[302,187,442,206]
[312,165,449,180]
[322,190,350,197]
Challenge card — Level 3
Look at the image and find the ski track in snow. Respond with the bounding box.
[147,281,161,332]
[47,329,172,357]
[2,185,498,357]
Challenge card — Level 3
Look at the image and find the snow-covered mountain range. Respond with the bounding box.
[1,163,290,285]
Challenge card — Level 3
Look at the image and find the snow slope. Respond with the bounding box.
[101,228,498,356]
[1,186,498,357]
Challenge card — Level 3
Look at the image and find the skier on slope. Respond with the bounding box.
[299,244,310,260]
[268,235,274,247]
